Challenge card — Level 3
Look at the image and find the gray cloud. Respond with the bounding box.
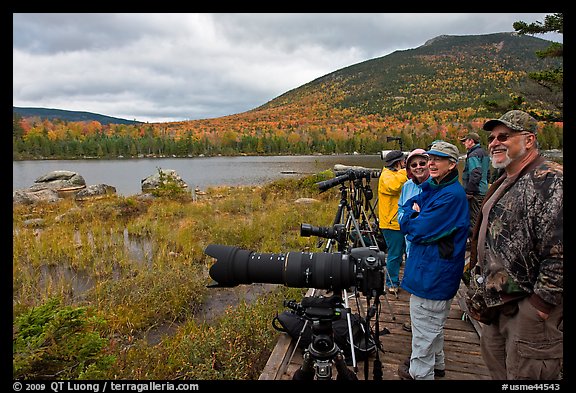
[13,13,562,123]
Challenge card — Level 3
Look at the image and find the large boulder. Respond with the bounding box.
[141,169,189,193]
[13,170,88,204]
[27,170,86,193]
[13,188,61,204]
[75,184,117,201]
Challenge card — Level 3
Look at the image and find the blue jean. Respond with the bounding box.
[382,229,405,288]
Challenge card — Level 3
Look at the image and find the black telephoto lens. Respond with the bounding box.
[300,223,336,239]
[205,244,355,290]
[315,173,351,192]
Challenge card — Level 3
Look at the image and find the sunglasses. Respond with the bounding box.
[488,132,531,144]
[410,160,428,168]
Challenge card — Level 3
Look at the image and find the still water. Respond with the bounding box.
[13,155,386,196]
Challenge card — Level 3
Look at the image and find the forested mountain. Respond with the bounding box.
[13,33,563,160]
[252,32,561,119]
[12,107,141,125]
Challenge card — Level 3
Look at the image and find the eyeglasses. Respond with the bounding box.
[488,132,531,144]
[410,161,428,168]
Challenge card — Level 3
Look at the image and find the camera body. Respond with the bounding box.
[353,247,386,297]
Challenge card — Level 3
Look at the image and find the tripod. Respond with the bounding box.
[289,296,358,381]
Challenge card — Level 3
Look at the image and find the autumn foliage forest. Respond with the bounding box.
[12,33,563,160]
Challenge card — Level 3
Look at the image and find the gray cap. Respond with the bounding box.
[427,141,460,161]
[483,110,538,134]
[384,150,405,166]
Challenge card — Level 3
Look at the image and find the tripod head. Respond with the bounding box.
[284,296,344,323]
[286,295,358,381]
[284,296,343,357]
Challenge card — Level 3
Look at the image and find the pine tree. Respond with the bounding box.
[513,13,563,120]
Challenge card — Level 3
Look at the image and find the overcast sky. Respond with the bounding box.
[13,13,562,123]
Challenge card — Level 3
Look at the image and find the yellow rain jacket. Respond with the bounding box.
[378,167,408,230]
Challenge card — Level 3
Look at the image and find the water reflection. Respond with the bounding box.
[38,264,94,301]
[123,228,154,268]
[25,228,156,300]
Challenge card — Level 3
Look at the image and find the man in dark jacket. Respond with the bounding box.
[397,141,469,380]
[460,132,490,238]
[468,110,563,380]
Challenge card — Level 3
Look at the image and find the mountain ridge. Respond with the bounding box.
[249,32,561,120]
[13,33,562,126]
[12,106,142,125]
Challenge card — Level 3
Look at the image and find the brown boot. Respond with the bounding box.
[397,363,413,380]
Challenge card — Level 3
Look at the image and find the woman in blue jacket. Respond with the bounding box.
[397,141,469,380]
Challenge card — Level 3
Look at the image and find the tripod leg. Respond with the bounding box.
[381,268,397,320]
[342,289,357,372]
[334,352,358,380]
[292,351,315,380]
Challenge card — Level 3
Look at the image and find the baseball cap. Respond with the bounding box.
[406,148,428,164]
[483,110,538,134]
[427,139,444,150]
[406,148,429,179]
[459,132,480,143]
[427,141,460,161]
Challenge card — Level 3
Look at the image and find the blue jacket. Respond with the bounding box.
[399,169,469,300]
[398,177,430,257]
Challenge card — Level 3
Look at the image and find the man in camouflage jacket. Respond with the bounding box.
[469,110,563,380]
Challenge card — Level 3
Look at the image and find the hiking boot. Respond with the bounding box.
[397,363,413,380]
[403,357,446,378]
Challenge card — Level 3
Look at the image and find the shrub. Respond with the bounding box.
[13,297,115,380]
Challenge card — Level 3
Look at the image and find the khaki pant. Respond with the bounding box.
[480,296,563,380]
[408,294,451,380]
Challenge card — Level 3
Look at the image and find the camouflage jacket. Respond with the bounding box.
[470,155,563,312]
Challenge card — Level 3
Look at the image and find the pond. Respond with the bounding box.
[13,154,386,196]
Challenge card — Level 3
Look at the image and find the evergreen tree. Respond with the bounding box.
[513,13,563,119]
[13,114,25,139]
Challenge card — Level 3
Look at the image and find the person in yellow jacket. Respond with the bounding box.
[378,150,408,294]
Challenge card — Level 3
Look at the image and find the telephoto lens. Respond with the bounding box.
[205,244,355,290]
